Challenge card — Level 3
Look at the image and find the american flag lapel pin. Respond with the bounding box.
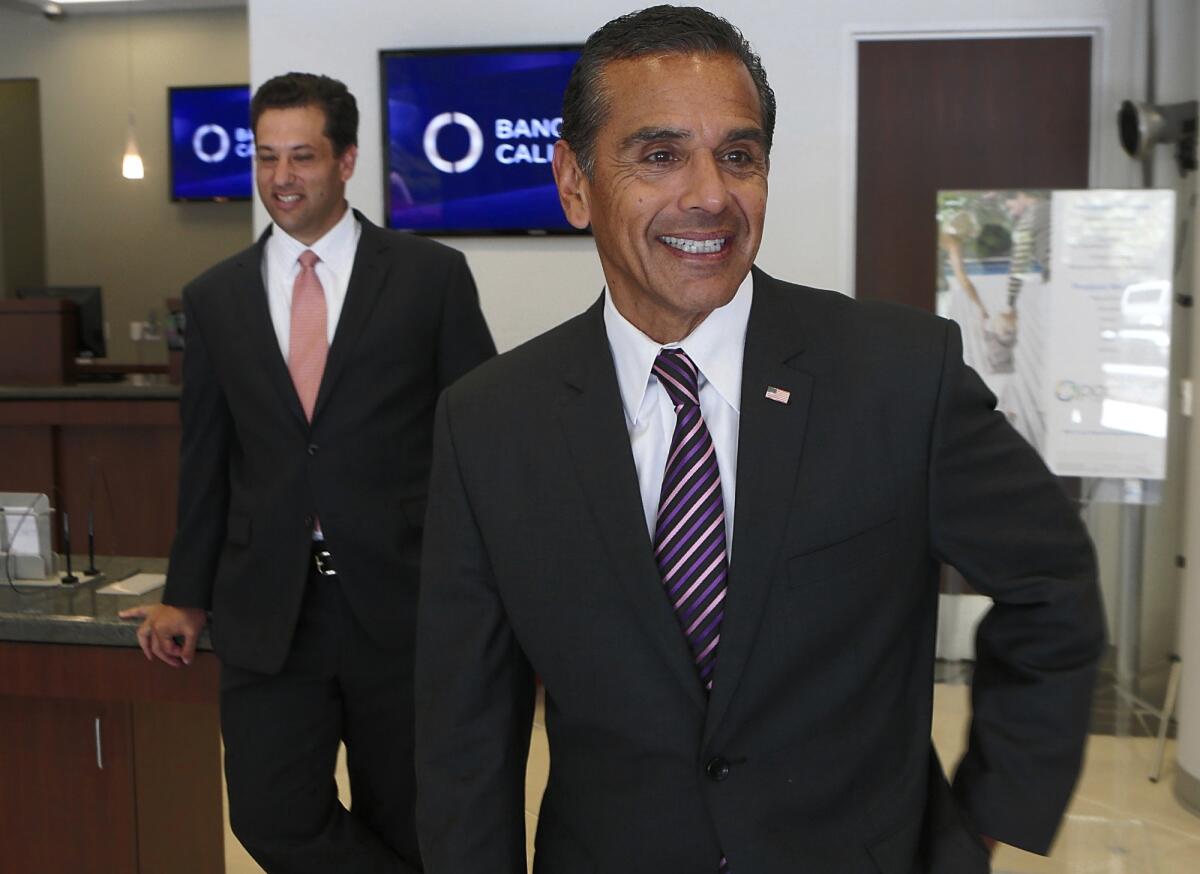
[765,386,791,404]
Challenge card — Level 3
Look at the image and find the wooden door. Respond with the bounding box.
[0,696,138,872]
[0,79,46,298]
[855,37,1092,309]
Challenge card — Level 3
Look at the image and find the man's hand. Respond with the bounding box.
[118,604,207,667]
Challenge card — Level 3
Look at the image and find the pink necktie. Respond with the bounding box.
[288,249,327,421]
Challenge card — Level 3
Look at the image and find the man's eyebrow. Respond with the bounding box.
[724,127,768,146]
[255,143,317,152]
[617,126,768,150]
[619,127,691,149]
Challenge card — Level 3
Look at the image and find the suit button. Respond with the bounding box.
[706,756,731,782]
[307,443,319,455]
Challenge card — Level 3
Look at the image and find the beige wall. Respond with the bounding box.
[0,7,251,362]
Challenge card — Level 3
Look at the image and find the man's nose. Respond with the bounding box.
[679,152,730,214]
[273,157,294,186]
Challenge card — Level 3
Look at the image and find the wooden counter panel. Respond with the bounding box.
[57,424,180,556]
[0,398,179,427]
[0,642,218,704]
[0,424,55,493]
[0,396,181,555]
[133,698,225,874]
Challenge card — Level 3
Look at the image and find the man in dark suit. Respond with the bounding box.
[414,7,1103,873]
[121,73,495,873]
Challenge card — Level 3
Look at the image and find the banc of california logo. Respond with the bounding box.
[192,124,254,164]
[193,124,231,163]
[423,112,484,174]
[1055,380,1107,402]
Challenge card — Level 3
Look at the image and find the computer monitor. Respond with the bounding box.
[15,286,106,358]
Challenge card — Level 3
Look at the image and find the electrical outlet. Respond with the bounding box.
[129,321,143,342]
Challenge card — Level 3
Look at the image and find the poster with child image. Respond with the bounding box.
[936,189,1174,480]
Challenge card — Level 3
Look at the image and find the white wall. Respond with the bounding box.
[248,0,1141,352]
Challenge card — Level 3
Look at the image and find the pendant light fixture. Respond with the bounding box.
[122,112,144,180]
[120,19,143,180]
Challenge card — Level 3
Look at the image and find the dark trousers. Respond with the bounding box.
[220,561,420,874]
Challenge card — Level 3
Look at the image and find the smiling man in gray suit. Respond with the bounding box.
[414,7,1103,873]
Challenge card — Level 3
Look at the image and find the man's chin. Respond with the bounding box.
[268,214,306,236]
[668,261,750,302]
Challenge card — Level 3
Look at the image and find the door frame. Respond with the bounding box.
[841,20,1112,296]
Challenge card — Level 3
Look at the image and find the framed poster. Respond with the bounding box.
[936,189,1175,479]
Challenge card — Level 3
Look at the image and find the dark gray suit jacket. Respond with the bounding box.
[415,268,1103,873]
[163,211,495,673]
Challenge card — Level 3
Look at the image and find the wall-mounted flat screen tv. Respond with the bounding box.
[169,84,253,202]
[380,45,583,235]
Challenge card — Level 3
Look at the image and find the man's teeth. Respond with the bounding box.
[278,194,301,202]
[660,236,726,254]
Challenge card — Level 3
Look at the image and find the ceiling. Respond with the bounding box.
[1,0,244,17]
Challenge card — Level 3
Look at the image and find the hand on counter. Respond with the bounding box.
[118,604,207,667]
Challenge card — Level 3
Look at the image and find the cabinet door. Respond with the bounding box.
[0,696,138,873]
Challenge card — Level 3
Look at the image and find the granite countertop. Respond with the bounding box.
[0,556,211,650]
[0,382,181,401]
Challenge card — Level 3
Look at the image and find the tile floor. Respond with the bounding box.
[223,682,1200,873]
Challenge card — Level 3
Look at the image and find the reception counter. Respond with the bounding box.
[0,558,223,873]
[0,382,181,557]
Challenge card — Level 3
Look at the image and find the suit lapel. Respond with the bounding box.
[234,229,308,426]
[312,211,389,422]
[557,299,708,712]
[704,269,813,744]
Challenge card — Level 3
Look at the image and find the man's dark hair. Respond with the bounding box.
[251,72,358,155]
[560,5,776,178]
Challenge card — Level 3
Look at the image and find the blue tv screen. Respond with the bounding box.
[169,84,253,202]
[380,46,584,235]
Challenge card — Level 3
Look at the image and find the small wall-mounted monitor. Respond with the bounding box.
[169,84,254,202]
[380,45,583,235]
[15,286,106,359]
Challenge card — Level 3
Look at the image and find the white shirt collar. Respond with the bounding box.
[604,271,754,425]
[267,202,358,277]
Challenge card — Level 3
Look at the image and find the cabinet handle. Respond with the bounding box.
[94,717,104,770]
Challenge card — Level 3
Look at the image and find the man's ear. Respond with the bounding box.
[339,144,358,182]
[552,140,591,230]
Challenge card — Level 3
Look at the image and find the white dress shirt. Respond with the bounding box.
[263,204,362,359]
[603,273,753,554]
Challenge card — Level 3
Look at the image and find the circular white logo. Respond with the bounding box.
[193,124,231,164]
[423,112,484,174]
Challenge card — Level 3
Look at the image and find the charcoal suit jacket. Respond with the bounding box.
[414,267,1103,873]
[163,211,495,673]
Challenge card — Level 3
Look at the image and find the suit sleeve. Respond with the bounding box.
[162,287,232,610]
[435,251,496,390]
[927,320,1105,854]
[415,389,535,874]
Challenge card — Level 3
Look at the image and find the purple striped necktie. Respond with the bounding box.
[652,349,732,874]
[652,348,729,692]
